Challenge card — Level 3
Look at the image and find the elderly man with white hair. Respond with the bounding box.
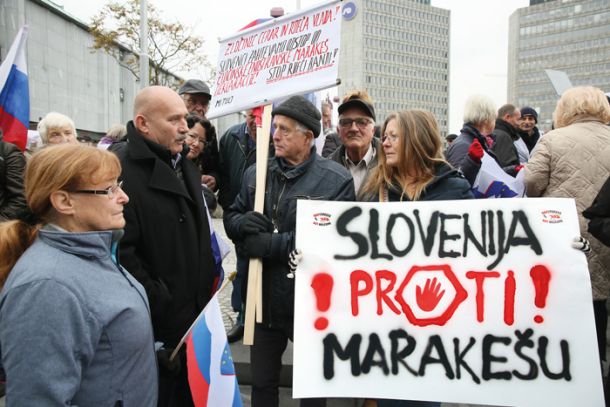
[445,94,497,185]
[36,112,78,146]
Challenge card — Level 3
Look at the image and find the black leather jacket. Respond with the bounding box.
[224,148,355,329]
[0,140,27,221]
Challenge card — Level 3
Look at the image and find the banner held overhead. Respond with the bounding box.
[207,0,342,119]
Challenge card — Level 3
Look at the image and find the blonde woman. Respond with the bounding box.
[361,109,473,203]
[525,86,610,371]
[0,144,157,406]
[360,109,473,407]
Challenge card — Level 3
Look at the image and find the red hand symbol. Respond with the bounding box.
[416,277,446,312]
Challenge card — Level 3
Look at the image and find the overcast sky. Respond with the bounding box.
[58,0,529,133]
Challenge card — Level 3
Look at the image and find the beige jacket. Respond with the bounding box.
[525,119,610,300]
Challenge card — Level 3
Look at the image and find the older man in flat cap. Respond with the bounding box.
[179,79,220,194]
[224,95,355,407]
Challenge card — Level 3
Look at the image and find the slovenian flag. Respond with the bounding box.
[186,295,243,407]
[0,26,29,151]
[472,152,526,198]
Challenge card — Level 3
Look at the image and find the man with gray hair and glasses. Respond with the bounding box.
[328,90,379,196]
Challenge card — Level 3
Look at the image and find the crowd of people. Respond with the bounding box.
[0,81,609,407]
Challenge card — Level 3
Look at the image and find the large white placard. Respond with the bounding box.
[207,0,342,119]
[294,198,604,406]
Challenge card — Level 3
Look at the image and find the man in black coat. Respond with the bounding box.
[491,103,523,176]
[224,96,355,407]
[110,86,216,407]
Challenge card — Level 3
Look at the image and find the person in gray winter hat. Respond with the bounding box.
[224,94,355,407]
[272,95,322,137]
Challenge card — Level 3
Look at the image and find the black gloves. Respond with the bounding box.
[157,348,181,377]
[239,211,273,236]
[241,233,273,258]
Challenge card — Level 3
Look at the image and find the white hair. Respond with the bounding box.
[37,112,77,144]
[462,95,497,127]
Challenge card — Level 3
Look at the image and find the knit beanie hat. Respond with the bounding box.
[520,106,538,123]
[272,95,322,137]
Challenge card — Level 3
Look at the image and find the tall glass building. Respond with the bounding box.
[507,0,610,131]
[338,0,450,135]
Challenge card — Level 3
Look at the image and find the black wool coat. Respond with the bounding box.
[110,122,216,347]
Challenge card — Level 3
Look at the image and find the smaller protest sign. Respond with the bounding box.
[207,0,342,119]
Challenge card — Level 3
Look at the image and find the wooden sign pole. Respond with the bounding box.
[243,104,273,346]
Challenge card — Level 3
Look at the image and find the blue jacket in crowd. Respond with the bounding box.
[0,227,158,406]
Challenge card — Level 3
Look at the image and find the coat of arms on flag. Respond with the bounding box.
[185,295,242,407]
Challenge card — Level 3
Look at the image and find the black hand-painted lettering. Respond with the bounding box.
[488,211,506,269]
[334,207,368,260]
[387,213,415,257]
[418,335,455,379]
[323,333,362,379]
[538,337,571,381]
[463,212,487,257]
[505,211,543,256]
[389,329,419,376]
[482,334,512,380]
[439,213,461,258]
[512,329,538,380]
[414,210,439,256]
[453,337,480,384]
[487,210,495,256]
[369,209,392,260]
[361,333,390,375]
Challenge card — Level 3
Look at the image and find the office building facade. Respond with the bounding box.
[338,0,450,135]
[507,0,610,131]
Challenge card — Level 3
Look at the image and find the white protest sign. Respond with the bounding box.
[207,0,342,119]
[294,198,603,406]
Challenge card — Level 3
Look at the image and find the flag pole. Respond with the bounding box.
[243,104,273,345]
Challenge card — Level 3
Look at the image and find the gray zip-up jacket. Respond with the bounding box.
[0,227,158,406]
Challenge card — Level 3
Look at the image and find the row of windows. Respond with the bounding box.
[365,74,448,94]
[363,24,448,48]
[518,36,610,59]
[515,61,610,83]
[520,0,607,24]
[520,10,610,37]
[364,38,448,70]
[364,54,448,72]
[363,59,447,82]
[520,24,610,49]
[365,0,449,25]
[370,88,447,106]
[363,36,448,59]
[366,48,448,67]
[516,75,610,97]
[376,103,448,127]
[364,13,449,37]
[517,48,610,70]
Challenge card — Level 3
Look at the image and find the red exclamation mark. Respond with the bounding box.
[504,270,516,326]
[311,273,334,330]
[530,265,551,323]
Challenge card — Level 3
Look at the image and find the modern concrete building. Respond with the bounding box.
[507,0,610,131]
[0,0,181,140]
[338,0,450,135]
